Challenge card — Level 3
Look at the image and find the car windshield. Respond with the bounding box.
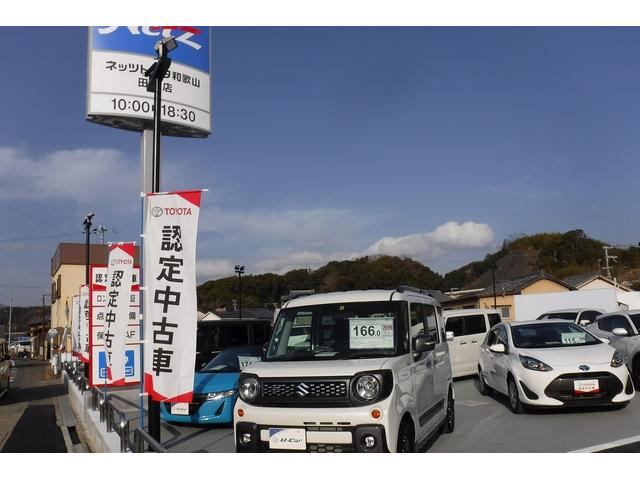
[200,346,263,373]
[267,301,403,361]
[511,322,601,348]
[628,314,640,333]
[540,312,578,321]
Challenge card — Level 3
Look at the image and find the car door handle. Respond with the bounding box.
[471,340,478,344]
[460,341,467,345]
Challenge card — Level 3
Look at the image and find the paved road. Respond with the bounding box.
[0,359,87,452]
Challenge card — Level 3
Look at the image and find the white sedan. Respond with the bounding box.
[478,320,635,413]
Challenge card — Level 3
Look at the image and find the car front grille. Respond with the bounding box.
[544,371,623,405]
[262,381,348,399]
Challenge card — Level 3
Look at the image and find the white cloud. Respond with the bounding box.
[365,221,494,257]
[198,221,495,279]
[197,259,236,279]
[0,147,137,205]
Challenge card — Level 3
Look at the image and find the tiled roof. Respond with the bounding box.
[443,271,572,302]
[563,273,600,288]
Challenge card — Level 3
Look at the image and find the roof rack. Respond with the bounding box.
[396,285,431,297]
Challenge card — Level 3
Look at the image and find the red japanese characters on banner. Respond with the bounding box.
[143,190,202,402]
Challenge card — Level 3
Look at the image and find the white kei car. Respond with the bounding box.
[478,320,635,413]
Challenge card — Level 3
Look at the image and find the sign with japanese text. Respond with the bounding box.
[86,26,211,137]
[80,286,90,363]
[89,263,140,387]
[72,295,80,356]
[101,243,135,384]
[143,190,202,402]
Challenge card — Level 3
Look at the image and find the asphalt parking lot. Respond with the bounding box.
[152,375,640,453]
[428,376,640,453]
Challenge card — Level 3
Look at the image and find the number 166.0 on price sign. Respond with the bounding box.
[349,317,394,349]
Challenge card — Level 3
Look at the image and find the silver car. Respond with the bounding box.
[586,310,640,388]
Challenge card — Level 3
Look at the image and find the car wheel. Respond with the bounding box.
[507,377,526,414]
[632,357,640,390]
[442,387,455,434]
[478,368,492,396]
[396,421,415,453]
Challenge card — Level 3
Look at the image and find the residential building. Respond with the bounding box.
[443,271,572,321]
[563,273,632,292]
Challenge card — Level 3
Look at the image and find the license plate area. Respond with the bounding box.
[574,379,599,394]
[268,428,306,450]
[171,402,190,415]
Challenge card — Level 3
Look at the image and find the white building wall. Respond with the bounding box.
[514,288,620,321]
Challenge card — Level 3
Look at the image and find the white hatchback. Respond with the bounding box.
[477,320,635,413]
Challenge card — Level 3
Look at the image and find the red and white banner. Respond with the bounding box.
[101,243,135,384]
[80,285,90,363]
[143,190,202,402]
[72,295,80,356]
[89,264,140,387]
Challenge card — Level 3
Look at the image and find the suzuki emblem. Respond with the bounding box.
[296,382,310,397]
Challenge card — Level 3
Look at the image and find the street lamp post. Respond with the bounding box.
[41,293,51,360]
[144,36,178,445]
[491,265,497,309]
[235,265,245,320]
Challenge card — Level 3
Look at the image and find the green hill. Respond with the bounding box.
[197,229,640,310]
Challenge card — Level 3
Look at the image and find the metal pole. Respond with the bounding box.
[42,294,45,359]
[239,271,243,321]
[147,54,164,445]
[84,215,92,378]
[491,265,497,309]
[7,291,12,354]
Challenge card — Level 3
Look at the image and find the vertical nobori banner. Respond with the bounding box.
[143,190,202,402]
[72,295,80,356]
[102,243,135,384]
[80,285,91,363]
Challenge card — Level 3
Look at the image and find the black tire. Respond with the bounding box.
[442,386,455,434]
[396,420,415,453]
[507,376,526,414]
[478,368,492,396]
[632,357,640,391]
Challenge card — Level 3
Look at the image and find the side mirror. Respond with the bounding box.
[445,331,454,342]
[413,335,436,355]
[578,320,590,326]
[489,343,506,354]
[612,328,629,337]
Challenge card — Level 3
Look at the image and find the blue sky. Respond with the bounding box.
[2,26,640,305]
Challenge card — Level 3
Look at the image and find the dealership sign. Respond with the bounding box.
[143,190,202,402]
[80,286,90,363]
[86,26,211,137]
[72,295,80,356]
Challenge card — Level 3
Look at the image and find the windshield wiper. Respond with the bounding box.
[338,352,393,360]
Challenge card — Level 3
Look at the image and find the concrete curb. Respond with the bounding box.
[65,372,121,453]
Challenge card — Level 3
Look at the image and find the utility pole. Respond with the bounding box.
[92,224,108,244]
[602,245,618,278]
[235,265,245,320]
[7,291,12,353]
[490,265,497,309]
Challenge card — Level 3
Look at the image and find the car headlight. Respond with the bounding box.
[205,389,237,401]
[355,375,380,401]
[238,375,260,403]
[519,355,553,372]
[611,350,625,368]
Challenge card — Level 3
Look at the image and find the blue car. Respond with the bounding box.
[160,345,263,425]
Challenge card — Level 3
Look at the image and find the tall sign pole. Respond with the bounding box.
[145,37,176,444]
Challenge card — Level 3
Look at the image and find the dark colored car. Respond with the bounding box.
[195,319,272,370]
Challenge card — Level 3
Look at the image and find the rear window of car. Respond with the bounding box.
[488,313,501,327]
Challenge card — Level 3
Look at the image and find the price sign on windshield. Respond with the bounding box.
[349,317,394,349]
